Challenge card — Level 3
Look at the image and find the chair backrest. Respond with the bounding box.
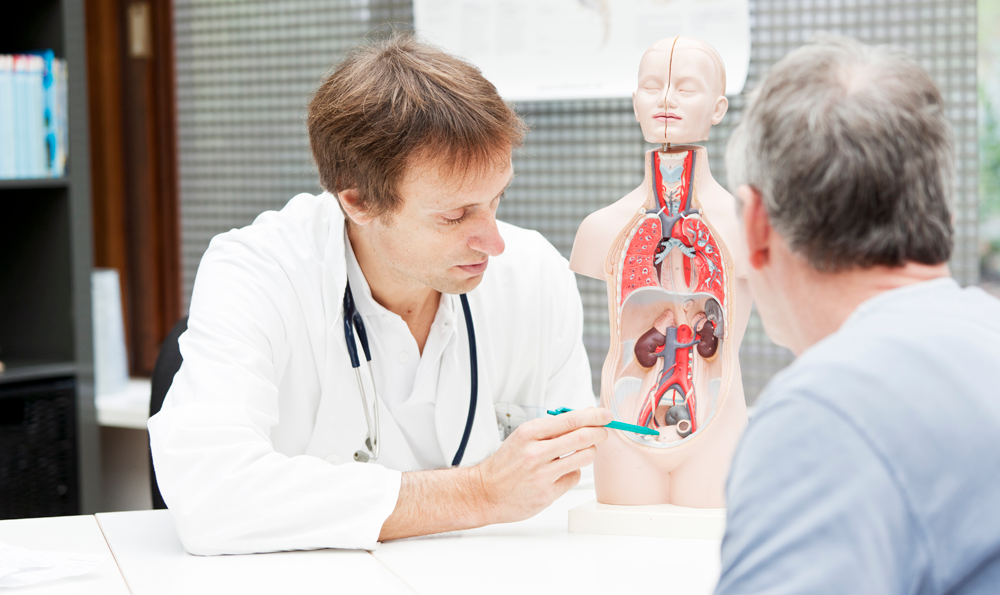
[148,317,188,510]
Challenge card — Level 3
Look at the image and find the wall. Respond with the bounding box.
[174,0,978,402]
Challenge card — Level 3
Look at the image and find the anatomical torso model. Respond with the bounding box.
[570,37,751,508]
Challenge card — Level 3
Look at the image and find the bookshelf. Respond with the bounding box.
[0,178,69,190]
[0,0,99,517]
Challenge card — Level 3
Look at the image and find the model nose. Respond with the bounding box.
[665,87,679,108]
[469,212,505,257]
[656,89,667,108]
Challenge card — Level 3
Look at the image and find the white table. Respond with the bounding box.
[0,515,129,594]
[94,510,414,594]
[372,483,722,595]
[94,479,721,595]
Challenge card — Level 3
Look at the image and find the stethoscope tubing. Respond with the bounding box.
[343,282,477,467]
[344,283,381,460]
[451,293,478,467]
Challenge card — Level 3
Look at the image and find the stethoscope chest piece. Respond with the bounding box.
[353,436,374,463]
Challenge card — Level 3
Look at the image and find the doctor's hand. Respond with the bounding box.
[377,407,609,542]
[475,407,610,525]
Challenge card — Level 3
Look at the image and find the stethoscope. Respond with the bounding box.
[343,282,478,467]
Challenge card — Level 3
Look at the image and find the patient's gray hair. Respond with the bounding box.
[725,35,954,271]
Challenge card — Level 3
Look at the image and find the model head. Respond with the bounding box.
[307,33,526,293]
[633,36,728,145]
[726,36,954,344]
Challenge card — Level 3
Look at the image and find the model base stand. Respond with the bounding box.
[568,500,725,540]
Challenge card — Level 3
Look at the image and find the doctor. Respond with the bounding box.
[148,34,608,555]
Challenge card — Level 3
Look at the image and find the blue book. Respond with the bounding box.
[30,50,57,177]
[27,55,47,178]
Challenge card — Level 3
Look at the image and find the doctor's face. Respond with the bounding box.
[363,155,511,295]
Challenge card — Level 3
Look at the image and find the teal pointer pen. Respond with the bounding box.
[546,407,660,436]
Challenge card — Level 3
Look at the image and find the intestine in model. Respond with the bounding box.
[608,149,732,446]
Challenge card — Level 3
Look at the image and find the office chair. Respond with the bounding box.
[148,317,188,510]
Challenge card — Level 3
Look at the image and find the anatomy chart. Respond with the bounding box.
[413,0,750,101]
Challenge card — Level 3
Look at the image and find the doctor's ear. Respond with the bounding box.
[337,189,375,227]
[711,95,729,125]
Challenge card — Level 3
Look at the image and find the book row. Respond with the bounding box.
[0,51,68,180]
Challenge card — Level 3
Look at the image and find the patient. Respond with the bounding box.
[716,36,1000,594]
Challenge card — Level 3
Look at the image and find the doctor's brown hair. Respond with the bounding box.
[307,33,526,220]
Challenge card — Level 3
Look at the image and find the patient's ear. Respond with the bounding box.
[338,189,375,227]
[737,185,771,270]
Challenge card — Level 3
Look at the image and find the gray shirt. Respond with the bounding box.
[716,278,1000,595]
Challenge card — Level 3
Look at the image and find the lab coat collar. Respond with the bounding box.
[342,229,378,318]
[321,192,349,321]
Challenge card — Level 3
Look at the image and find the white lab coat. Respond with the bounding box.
[148,192,594,555]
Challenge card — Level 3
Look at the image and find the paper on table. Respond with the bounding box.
[0,540,106,588]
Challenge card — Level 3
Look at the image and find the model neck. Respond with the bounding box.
[643,144,713,192]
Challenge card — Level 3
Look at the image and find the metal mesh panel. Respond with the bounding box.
[502,1,978,401]
[502,100,645,396]
[175,0,977,403]
[174,0,413,308]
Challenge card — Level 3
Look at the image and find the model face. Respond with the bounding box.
[633,43,726,145]
[362,156,512,296]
